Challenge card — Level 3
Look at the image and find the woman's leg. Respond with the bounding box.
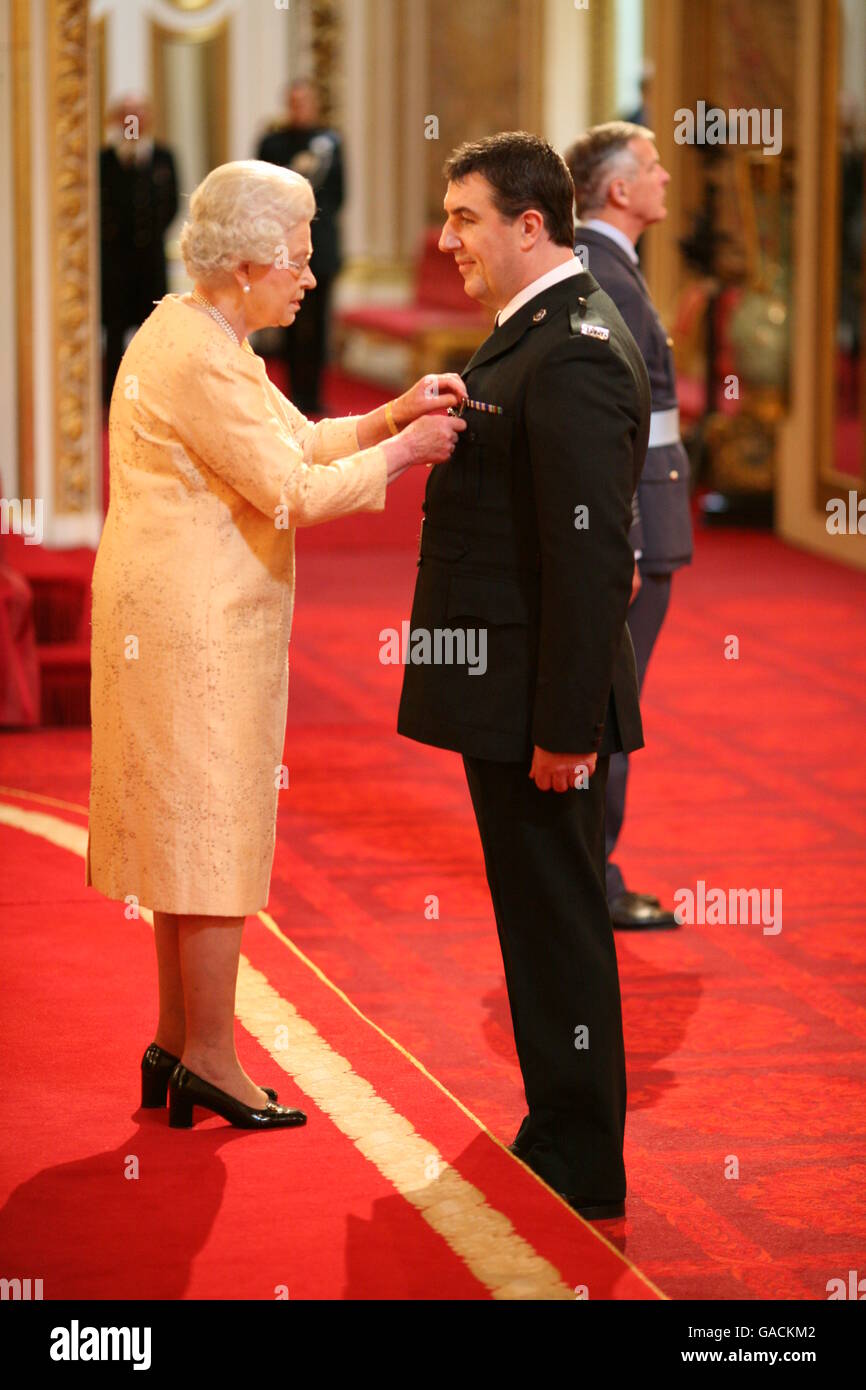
[176,914,268,1109]
[153,911,186,1057]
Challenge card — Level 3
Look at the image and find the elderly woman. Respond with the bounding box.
[86,160,466,1131]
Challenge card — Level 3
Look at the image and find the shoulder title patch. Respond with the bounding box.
[579,322,610,341]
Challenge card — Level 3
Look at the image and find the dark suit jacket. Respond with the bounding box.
[99,144,177,326]
[397,267,650,763]
[575,227,693,574]
[257,124,344,279]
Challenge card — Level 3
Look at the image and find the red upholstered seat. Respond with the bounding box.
[0,564,40,725]
[37,642,91,726]
[334,229,487,382]
[339,304,484,339]
[2,532,94,726]
[412,229,486,316]
[0,485,41,726]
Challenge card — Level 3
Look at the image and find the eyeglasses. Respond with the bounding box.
[285,252,313,274]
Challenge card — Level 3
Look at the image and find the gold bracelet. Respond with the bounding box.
[385,400,400,436]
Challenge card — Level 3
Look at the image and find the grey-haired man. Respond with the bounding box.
[565,122,694,931]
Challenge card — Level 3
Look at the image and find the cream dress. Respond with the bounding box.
[86,293,387,915]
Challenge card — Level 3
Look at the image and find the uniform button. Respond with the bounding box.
[669,469,679,480]
[666,335,674,348]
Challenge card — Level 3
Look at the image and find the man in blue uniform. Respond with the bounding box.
[565,123,693,930]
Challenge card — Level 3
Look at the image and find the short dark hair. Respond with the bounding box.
[443,131,575,248]
[564,121,654,218]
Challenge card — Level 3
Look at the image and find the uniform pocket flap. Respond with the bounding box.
[461,410,514,446]
[446,573,532,626]
[640,443,690,483]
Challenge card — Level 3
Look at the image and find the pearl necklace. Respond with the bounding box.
[190,289,239,345]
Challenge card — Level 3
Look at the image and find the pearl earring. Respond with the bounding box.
[243,284,251,294]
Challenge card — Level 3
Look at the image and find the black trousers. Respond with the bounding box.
[284,275,334,414]
[463,752,626,1200]
[605,572,672,900]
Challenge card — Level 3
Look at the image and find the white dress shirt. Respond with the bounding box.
[578,218,639,265]
[495,255,585,327]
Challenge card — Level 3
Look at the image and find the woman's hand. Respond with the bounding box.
[393,374,468,424]
[382,412,466,480]
[401,413,467,467]
[356,375,468,454]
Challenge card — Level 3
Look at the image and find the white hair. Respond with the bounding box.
[179,159,316,283]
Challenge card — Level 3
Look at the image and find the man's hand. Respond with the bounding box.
[529,746,598,792]
[629,557,641,606]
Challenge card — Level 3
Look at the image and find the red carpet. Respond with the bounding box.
[0,790,653,1301]
[2,367,865,1297]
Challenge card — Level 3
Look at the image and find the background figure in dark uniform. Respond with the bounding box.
[99,98,177,404]
[622,61,654,131]
[257,79,344,415]
[398,133,650,1219]
[566,122,694,930]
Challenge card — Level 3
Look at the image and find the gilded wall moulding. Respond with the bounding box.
[49,0,96,515]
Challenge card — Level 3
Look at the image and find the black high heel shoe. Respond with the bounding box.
[168,1063,307,1131]
[140,1043,278,1109]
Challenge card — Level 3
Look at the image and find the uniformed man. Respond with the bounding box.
[565,122,694,930]
[99,98,177,405]
[398,132,650,1219]
[257,79,344,416]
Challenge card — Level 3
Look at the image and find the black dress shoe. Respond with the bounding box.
[506,1114,538,1159]
[561,1195,626,1220]
[610,891,679,930]
[516,1145,626,1218]
[167,1063,306,1130]
[140,1044,278,1109]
